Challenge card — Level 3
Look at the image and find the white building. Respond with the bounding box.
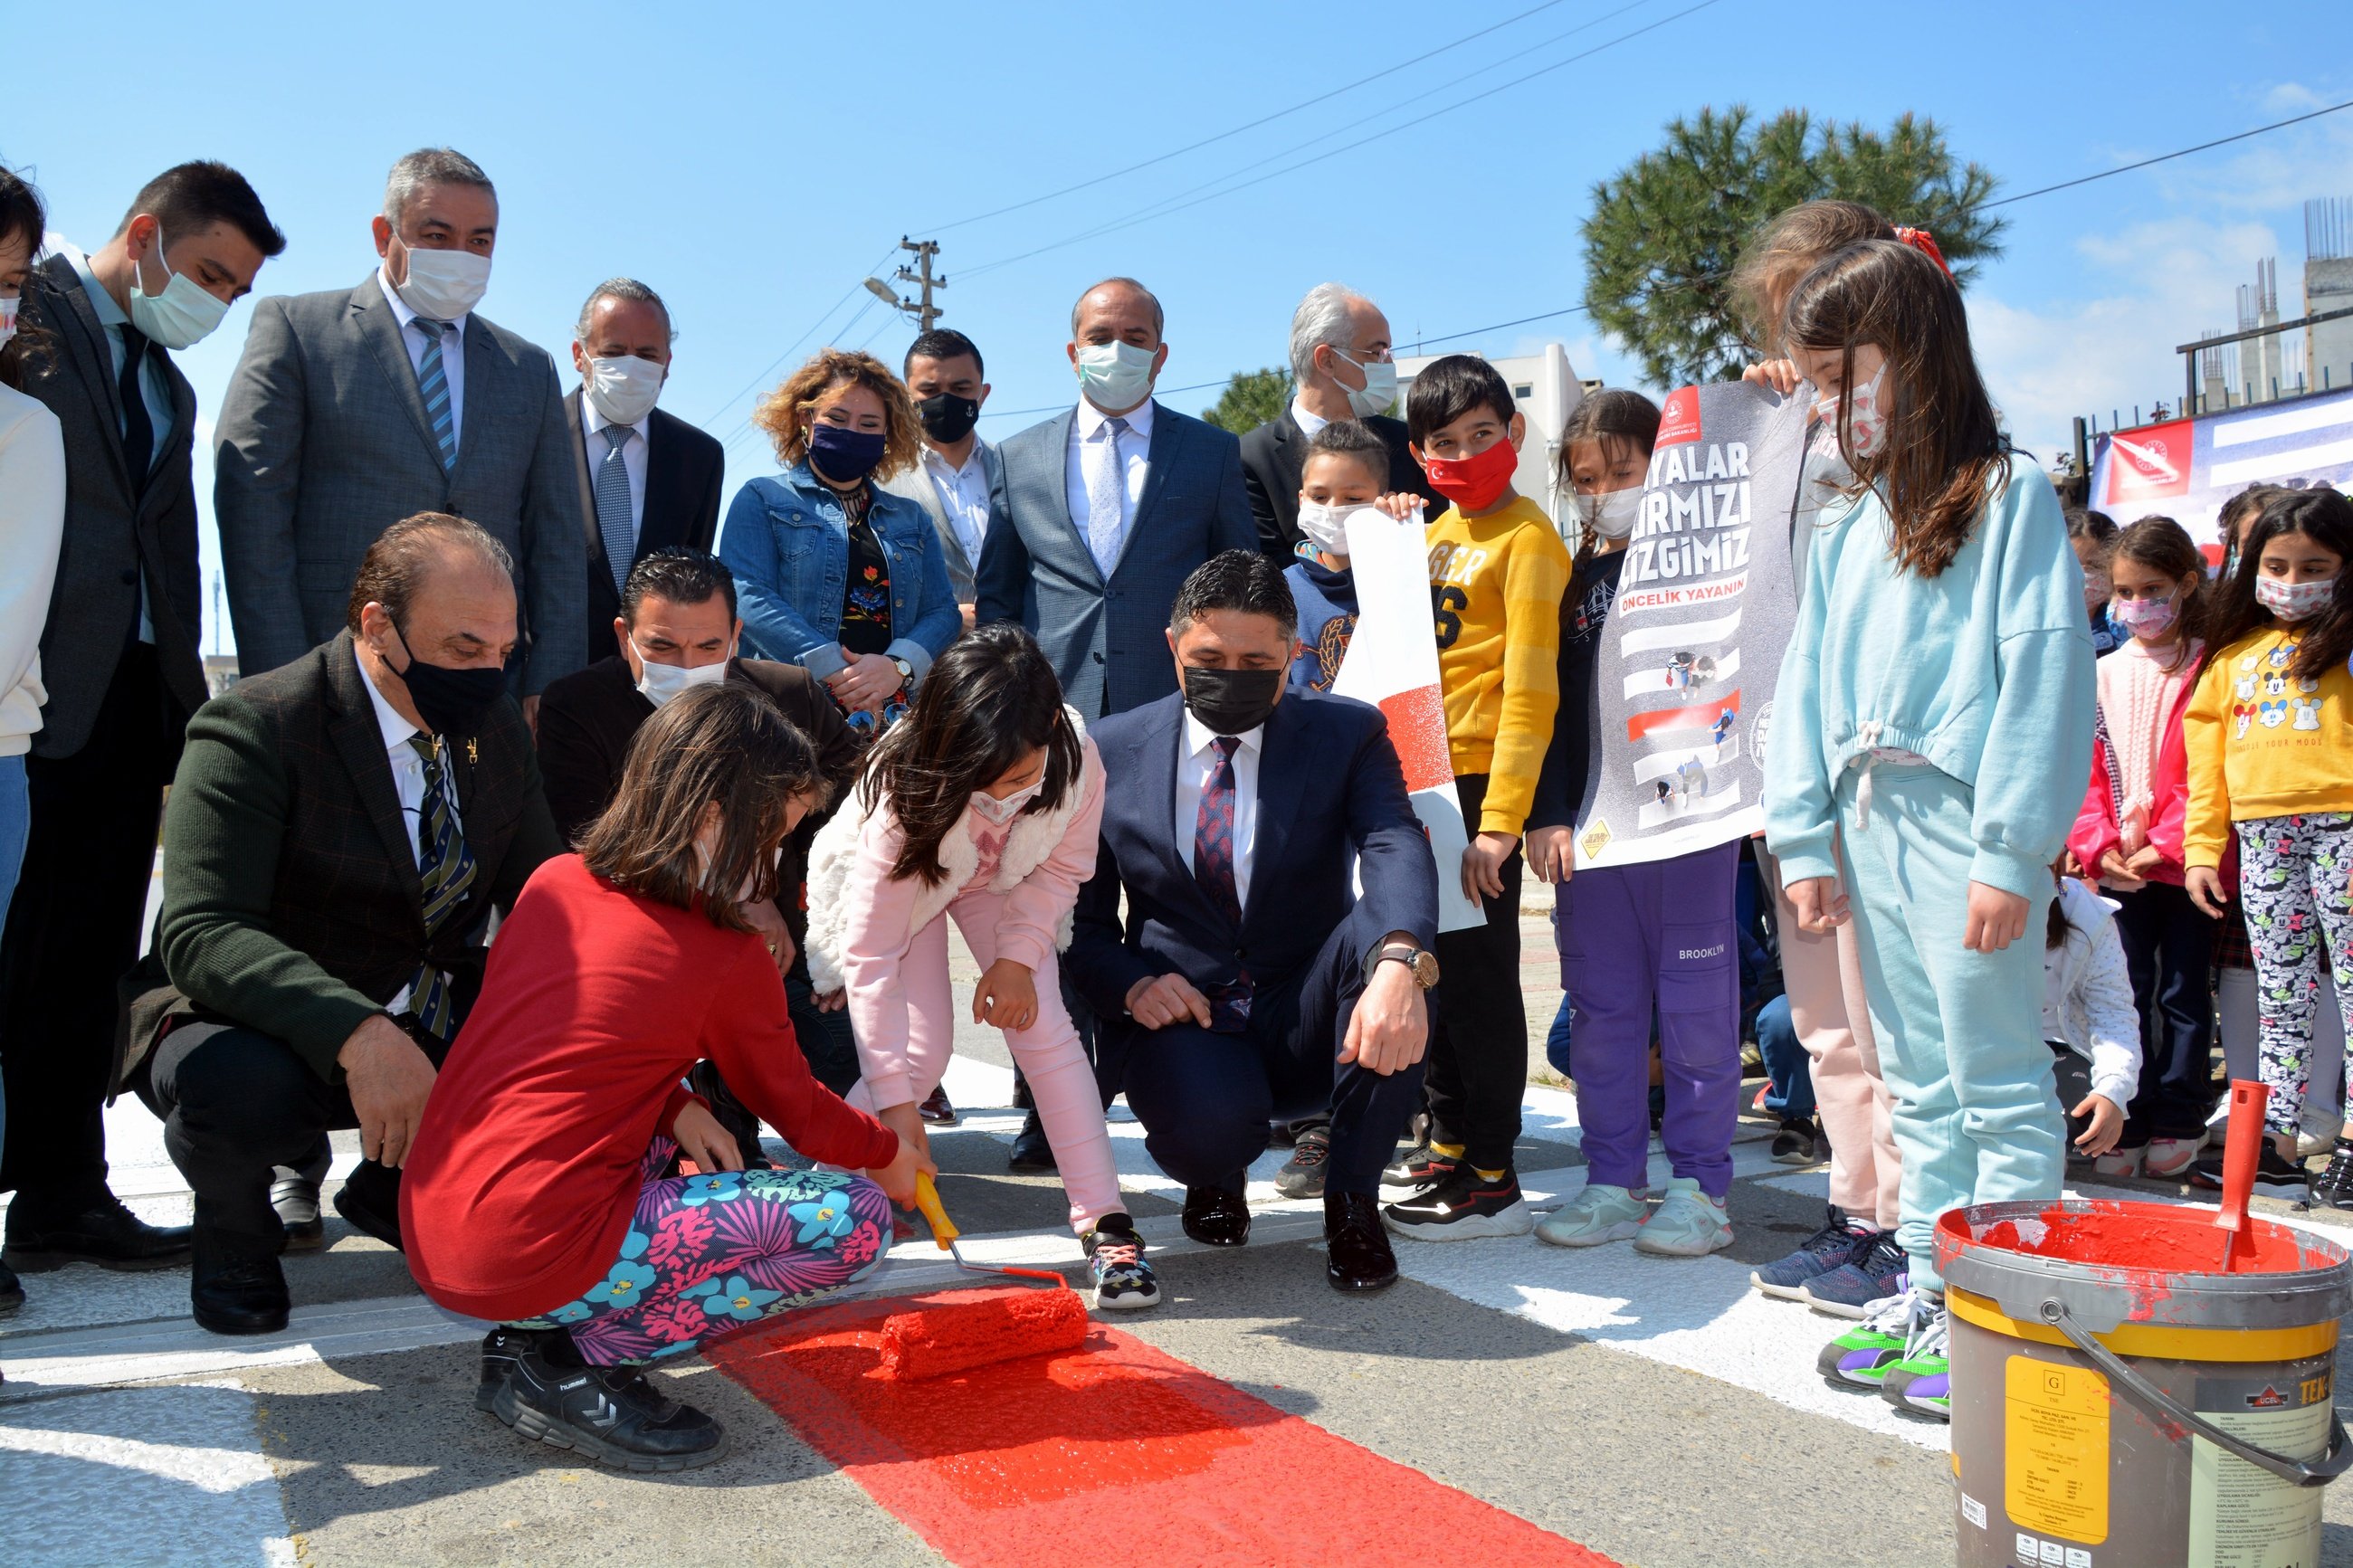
[1396,343,1586,531]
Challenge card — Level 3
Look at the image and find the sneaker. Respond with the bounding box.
[493,1345,729,1472]
[917,1084,957,1127]
[1770,1118,1821,1165]
[2092,1145,2145,1178]
[1801,1230,1909,1318]
[2187,1143,2310,1200]
[2144,1137,2202,1179]
[1274,1126,1331,1201]
[1379,1140,1459,1202]
[2309,1143,2353,1211]
[1634,1177,1732,1257]
[1085,1218,1159,1310]
[1879,1293,1951,1421]
[1750,1208,1876,1300]
[1819,1286,1928,1390]
[1534,1183,1647,1248]
[1381,1164,1533,1240]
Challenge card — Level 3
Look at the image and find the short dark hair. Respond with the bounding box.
[1304,419,1391,488]
[1406,354,1514,443]
[623,546,737,625]
[346,512,514,634]
[905,328,984,380]
[1168,550,1298,643]
[0,164,50,393]
[118,161,284,259]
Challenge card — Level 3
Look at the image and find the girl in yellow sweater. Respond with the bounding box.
[2183,488,2353,1204]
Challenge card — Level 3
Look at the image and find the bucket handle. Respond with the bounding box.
[2037,1298,2353,1487]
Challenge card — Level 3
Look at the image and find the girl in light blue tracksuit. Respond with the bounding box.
[1761,239,2098,1422]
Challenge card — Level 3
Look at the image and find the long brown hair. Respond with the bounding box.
[579,683,830,930]
[2110,515,2209,670]
[1731,199,1895,355]
[0,164,51,393]
[1782,239,2006,578]
[2200,487,2353,684]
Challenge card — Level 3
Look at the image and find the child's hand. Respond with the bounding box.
[672,1098,744,1173]
[1371,491,1424,522]
[1524,826,1574,885]
[2060,849,2087,879]
[814,988,847,1012]
[873,1132,935,1208]
[1462,832,1519,902]
[2184,866,2230,919]
[744,897,795,978]
[1743,359,1802,396]
[1962,881,2030,952]
[877,1100,933,1165]
[2097,849,2145,890]
[1786,876,1850,933]
[974,957,1039,1031]
[2071,1092,2126,1158]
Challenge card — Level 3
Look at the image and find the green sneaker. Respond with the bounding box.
[1818,1286,1923,1389]
[1879,1292,1950,1421]
[1534,1182,1647,1248]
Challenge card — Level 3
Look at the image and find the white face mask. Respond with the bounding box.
[1813,359,1890,462]
[970,777,1044,824]
[634,651,729,708]
[586,354,666,425]
[2255,573,2339,622]
[0,294,18,351]
[126,226,232,350]
[1296,499,1375,558]
[1074,339,1157,411]
[393,243,491,321]
[1577,485,1643,541]
[1332,349,1399,419]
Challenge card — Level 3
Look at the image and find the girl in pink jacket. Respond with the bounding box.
[805,624,1153,1310]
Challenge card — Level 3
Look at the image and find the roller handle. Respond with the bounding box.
[913,1172,958,1250]
[2217,1079,2269,1266]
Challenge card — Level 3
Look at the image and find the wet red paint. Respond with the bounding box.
[710,1288,1618,1568]
[876,1288,1090,1382]
[1943,1201,2325,1278]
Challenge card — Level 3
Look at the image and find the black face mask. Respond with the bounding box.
[389,624,508,739]
[917,393,981,444]
[1181,665,1282,736]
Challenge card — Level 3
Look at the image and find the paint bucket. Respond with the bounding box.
[1942,1200,2351,1568]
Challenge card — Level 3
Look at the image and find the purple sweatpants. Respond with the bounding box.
[1557,840,1742,1197]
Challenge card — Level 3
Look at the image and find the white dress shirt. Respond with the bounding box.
[1174,708,1263,910]
[920,441,993,566]
[1065,396,1155,575]
[379,264,470,454]
[1289,394,1330,439]
[581,396,652,544]
[357,645,462,1011]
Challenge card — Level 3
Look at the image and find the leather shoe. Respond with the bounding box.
[1323,1191,1399,1292]
[192,1227,291,1335]
[3,1195,193,1272]
[1007,1110,1058,1175]
[0,1258,22,1316]
[272,1177,326,1252]
[1181,1184,1251,1248]
[331,1161,405,1250]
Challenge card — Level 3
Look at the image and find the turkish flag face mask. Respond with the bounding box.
[1422,434,1520,513]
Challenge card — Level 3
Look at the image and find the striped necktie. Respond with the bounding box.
[1192,736,1251,1032]
[405,734,477,1041]
[411,317,458,470]
[595,424,636,594]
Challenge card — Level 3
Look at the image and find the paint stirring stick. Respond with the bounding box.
[2215,1079,2270,1271]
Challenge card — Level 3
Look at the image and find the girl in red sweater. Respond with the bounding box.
[403,684,926,1473]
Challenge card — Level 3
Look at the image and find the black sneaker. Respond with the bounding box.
[1084,1215,1159,1310]
[0,1259,20,1316]
[1771,1117,1822,1166]
[1381,1164,1534,1241]
[493,1344,729,1472]
[2187,1143,2310,1201]
[477,1326,571,1412]
[1379,1140,1458,1202]
[2310,1143,2353,1211]
[1275,1126,1331,1200]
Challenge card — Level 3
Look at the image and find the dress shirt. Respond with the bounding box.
[1289,394,1331,440]
[65,244,174,643]
[1064,395,1155,571]
[1174,708,1264,911]
[579,396,651,544]
[920,441,993,567]
[378,263,470,454]
[357,644,462,1012]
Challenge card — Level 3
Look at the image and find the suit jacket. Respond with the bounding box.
[129,631,564,1085]
[972,403,1257,717]
[213,272,589,692]
[566,390,726,662]
[1065,689,1439,1035]
[1239,409,1437,560]
[15,254,208,757]
[878,438,1008,604]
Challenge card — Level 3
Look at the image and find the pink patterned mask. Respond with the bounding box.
[2255,574,2337,622]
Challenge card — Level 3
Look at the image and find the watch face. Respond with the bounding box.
[1412,951,1440,988]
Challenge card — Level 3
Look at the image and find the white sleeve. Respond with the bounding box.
[2077,922,2143,1110]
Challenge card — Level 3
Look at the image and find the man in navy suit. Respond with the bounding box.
[974,277,1256,718]
[1067,552,1441,1293]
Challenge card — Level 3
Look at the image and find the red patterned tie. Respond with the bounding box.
[1192,736,1251,1032]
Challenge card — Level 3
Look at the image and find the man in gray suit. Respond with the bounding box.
[214,147,587,714]
[881,327,1006,630]
[974,277,1255,717]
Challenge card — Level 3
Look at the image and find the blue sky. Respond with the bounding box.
[7,1,2349,656]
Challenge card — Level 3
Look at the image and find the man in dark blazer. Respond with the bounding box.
[1240,284,1438,559]
[974,278,1256,717]
[0,164,283,1291]
[129,515,563,1335]
[563,279,724,664]
[1066,552,1440,1294]
[213,147,587,711]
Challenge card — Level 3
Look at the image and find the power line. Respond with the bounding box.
[695,245,897,429]
[1983,97,2353,209]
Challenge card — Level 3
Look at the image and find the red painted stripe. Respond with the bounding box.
[710,1288,1617,1568]
[1624,689,1738,743]
[1377,683,1453,794]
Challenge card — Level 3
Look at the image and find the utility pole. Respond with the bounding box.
[863,237,946,332]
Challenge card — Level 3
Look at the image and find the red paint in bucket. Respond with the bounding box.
[1939,1202,2330,1320]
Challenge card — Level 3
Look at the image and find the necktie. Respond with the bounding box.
[117,320,155,489]
[405,735,478,1042]
[412,317,458,470]
[1192,736,1251,1032]
[595,425,636,594]
[1083,415,1129,577]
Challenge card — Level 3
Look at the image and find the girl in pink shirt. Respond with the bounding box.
[805,624,1153,1309]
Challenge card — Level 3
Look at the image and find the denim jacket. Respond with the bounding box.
[718,464,960,681]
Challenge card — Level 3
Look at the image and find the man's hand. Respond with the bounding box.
[672,1098,744,1172]
[1338,955,1428,1076]
[743,897,795,978]
[1524,825,1573,885]
[2097,849,2145,891]
[1125,973,1212,1031]
[958,602,978,632]
[1962,881,2031,953]
[1743,359,1802,396]
[2185,865,2230,919]
[1786,876,1850,933]
[521,694,540,737]
[338,1014,438,1168]
[873,1131,935,1207]
[974,956,1038,1031]
[1462,831,1518,902]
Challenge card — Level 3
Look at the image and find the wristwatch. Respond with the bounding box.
[889,654,914,684]
[1367,943,1440,990]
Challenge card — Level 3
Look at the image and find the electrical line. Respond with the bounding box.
[1983,97,2353,208]
[695,245,897,430]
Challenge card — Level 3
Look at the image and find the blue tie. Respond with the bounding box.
[595,425,636,593]
[412,317,457,470]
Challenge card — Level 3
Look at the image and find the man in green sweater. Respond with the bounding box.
[128,513,561,1335]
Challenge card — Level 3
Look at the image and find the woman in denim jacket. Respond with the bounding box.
[720,349,958,721]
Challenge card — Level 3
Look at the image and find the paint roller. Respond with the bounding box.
[875,1173,1089,1382]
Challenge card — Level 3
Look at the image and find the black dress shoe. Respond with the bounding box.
[0,1258,22,1316]
[1007,1110,1058,1174]
[191,1227,291,1335]
[493,1342,729,1472]
[1181,1184,1252,1248]
[331,1161,405,1250]
[271,1176,326,1252]
[1324,1191,1399,1292]
[3,1195,193,1272]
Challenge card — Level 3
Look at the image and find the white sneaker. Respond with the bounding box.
[1534,1183,1647,1248]
[2145,1137,2202,1178]
[2092,1145,2144,1178]
[1634,1176,1732,1257]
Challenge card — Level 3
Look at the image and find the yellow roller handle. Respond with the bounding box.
[912,1172,957,1249]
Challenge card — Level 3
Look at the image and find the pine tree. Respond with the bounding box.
[1201,366,1296,433]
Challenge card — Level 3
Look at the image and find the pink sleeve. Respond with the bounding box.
[2147,688,2193,871]
[2069,737,2120,871]
[837,803,927,1111]
[989,738,1107,975]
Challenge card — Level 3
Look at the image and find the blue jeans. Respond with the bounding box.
[1755,993,1814,1120]
[0,755,26,1167]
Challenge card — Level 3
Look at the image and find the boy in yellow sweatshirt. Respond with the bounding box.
[1381,356,1570,1240]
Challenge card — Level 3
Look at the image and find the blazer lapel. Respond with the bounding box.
[1038,407,1102,588]
[326,634,426,915]
[450,316,493,483]
[1107,402,1176,582]
[1133,705,1200,908]
[565,387,604,571]
[1241,698,1306,936]
[351,274,448,475]
[642,410,688,556]
[39,255,136,499]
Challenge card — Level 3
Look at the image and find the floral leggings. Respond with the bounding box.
[2235,813,2353,1134]
[509,1139,892,1365]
